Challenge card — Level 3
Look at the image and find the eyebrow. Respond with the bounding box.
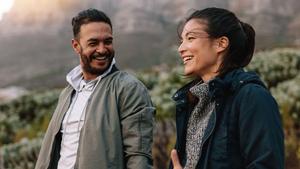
[184,27,207,36]
[87,38,98,42]
[184,31,209,40]
[87,36,113,42]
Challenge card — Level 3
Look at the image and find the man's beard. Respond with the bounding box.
[80,51,114,76]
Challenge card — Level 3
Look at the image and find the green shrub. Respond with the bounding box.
[0,90,60,145]
[247,48,300,88]
[1,48,300,169]
[0,138,42,169]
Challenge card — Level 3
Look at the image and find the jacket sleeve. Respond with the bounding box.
[236,84,284,169]
[119,80,155,169]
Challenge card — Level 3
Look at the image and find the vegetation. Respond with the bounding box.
[0,48,299,169]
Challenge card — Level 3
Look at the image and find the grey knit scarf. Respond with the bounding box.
[184,82,215,169]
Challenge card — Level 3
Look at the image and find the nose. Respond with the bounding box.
[178,41,186,56]
[96,43,107,54]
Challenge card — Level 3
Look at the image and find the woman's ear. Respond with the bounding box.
[215,36,229,53]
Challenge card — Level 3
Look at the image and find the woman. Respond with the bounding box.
[170,7,284,169]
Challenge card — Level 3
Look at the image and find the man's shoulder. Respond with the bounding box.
[110,70,142,83]
[108,70,147,90]
[57,85,73,98]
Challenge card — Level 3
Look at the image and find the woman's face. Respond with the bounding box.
[178,19,221,81]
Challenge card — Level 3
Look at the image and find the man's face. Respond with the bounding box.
[72,22,114,80]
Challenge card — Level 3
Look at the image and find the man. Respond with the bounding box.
[35,8,155,169]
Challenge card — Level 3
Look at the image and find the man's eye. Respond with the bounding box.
[104,39,112,45]
[89,42,97,46]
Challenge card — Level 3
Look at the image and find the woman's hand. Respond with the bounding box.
[171,149,183,169]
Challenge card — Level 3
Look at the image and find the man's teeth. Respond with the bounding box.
[94,56,107,60]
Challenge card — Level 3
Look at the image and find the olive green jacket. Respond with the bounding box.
[35,67,155,169]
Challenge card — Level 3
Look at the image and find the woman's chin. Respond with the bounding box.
[183,70,194,77]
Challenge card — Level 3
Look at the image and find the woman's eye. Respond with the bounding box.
[187,36,195,41]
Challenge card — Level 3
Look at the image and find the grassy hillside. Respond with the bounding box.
[0,48,299,169]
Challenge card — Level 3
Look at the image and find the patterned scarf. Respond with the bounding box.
[184,82,215,169]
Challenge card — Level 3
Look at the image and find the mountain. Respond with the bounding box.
[0,0,299,89]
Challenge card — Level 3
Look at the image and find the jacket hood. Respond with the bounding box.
[209,68,265,95]
[173,68,266,101]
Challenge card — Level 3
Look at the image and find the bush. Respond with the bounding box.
[138,65,188,120]
[1,48,300,169]
[0,90,60,145]
[247,48,300,88]
[0,138,42,169]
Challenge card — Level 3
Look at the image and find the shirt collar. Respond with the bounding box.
[66,58,116,91]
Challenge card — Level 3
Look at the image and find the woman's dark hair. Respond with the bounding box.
[71,8,112,38]
[181,7,255,75]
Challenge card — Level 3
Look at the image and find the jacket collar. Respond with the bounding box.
[208,68,266,96]
[66,58,117,91]
[173,68,265,101]
[172,79,199,101]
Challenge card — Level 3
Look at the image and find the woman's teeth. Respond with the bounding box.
[183,56,192,64]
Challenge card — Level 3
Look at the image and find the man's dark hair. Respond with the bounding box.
[71,8,112,38]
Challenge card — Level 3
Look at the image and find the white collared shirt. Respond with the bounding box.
[58,59,116,169]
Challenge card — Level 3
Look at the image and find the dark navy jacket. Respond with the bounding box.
[170,68,284,169]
